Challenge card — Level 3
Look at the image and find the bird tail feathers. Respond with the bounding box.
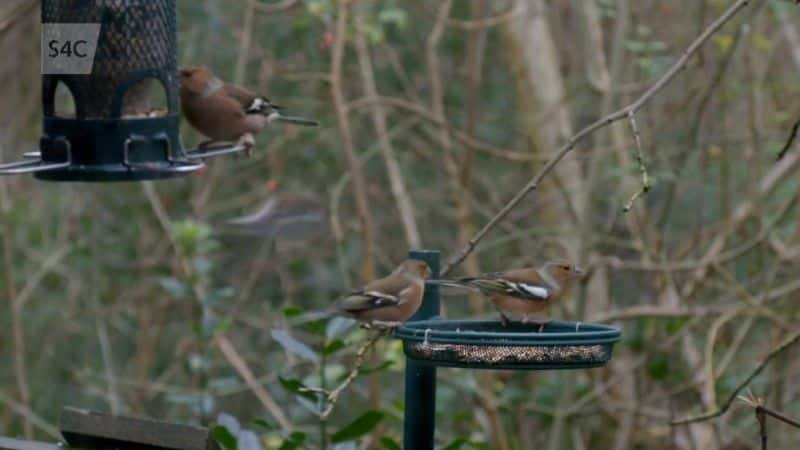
[288,309,336,326]
[427,279,479,290]
[275,114,319,127]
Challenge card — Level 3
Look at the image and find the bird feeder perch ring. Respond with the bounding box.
[396,319,621,370]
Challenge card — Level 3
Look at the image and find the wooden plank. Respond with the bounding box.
[60,407,216,450]
[0,436,62,450]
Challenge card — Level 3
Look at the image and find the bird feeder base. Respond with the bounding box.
[396,320,621,370]
[0,115,206,181]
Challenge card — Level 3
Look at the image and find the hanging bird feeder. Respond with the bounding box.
[0,0,242,182]
[400,250,622,449]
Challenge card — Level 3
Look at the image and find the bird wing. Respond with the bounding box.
[223,84,281,114]
[463,269,551,301]
[337,271,417,313]
[222,83,259,108]
[363,274,413,299]
[225,197,278,226]
[221,195,326,239]
[210,93,248,121]
[338,290,401,313]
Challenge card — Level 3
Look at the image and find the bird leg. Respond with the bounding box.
[534,319,552,333]
[498,312,511,327]
[236,133,256,157]
[521,314,551,332]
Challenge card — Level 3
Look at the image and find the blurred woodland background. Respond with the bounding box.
[2,0,800,449]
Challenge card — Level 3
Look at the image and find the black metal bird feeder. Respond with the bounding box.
[401,250,622,449]
[0,0,241,182]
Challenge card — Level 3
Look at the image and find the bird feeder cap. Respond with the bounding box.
[396,319,621,370]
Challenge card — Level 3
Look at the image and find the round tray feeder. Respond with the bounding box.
[397,319,621,370]
[401,250,622,450]
[0,0,243,182]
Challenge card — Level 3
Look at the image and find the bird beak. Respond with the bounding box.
[574,267,584,276]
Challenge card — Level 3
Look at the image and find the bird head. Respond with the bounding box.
[399,259,432,280]
[543,261,583,283]
[179,66,214,94]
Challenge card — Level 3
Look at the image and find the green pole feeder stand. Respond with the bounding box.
[0,0,245,181]
[401,250,621,448]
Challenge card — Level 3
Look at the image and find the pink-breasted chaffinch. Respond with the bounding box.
[332,259,431,327]
[436,261,582,328]
[179,66,318,155]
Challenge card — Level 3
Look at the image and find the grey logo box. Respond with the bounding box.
[42,23,101,75]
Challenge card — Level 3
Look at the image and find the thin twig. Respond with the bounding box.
[248,0,299,14]
[757,405,767,450]
[671,330,800,425]
[441,0,753,275]
[300,330,386,420]
[622,112,650,212]
[214,335,292,431]
[0,389,61,438]
[332,0,376,282]
[776,115,799,161]
[353,19,421,249]
[758,406,800,429]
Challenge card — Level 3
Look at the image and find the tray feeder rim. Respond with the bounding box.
[396,319,622,346]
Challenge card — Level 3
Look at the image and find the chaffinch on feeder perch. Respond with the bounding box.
[330,259,432,328]
[435,261,582,329]
[179,66,318,156]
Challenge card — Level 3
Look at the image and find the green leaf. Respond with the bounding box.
[251,418,276,431]
[272,330,320,363]
[442,438,469,450]
[360,360,394,374]
[326,316,354,339]
[211,425,237,450]
[172,220,213,250]
[278,431,307,450]
[647,356,670,380]
[323,338,346,356]
[213,317,234,336]
[237,430,262,450]
[278,376,317,401]
[205,287,235,306]
[159,277,188,299]
[283,306,304,318]
[331,410,385,443]
[379,437,402,450]
[378,7,407,29]
[193,256,213,274]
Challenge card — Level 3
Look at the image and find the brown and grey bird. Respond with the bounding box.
[179,66,318,155]
[435,261,582,329]
[218,183,326,241]
[329,259,431,328]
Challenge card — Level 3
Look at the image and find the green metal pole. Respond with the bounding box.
[403,250,440,450]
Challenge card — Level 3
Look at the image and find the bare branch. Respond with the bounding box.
[442,0,753,276]
[214,335,293,431]
[672,330,800,425]
[299,330,386,420]
[776,115,799,161]
[622,112,650,212]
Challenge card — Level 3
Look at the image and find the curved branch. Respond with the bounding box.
[441,0,754,276]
